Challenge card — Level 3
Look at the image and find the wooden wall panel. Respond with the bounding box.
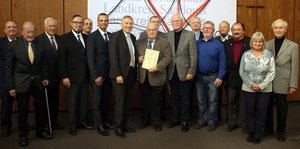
[64,0,87,33]
[0,0,12,37]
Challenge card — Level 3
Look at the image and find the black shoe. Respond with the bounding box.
[277,134,286,142]
[69,128,77,136]
[181,122,189,132]
[122,125,136,133]
[253,137,261,144]
[226,125,237,132]
[138,123,149,129]
[36,131,52,139]
[154,125,162,131]
[167,122,179,128]
[247,133,254,143]
[79,123,94,129]
[104,122,115,129]
[97,126,109,136]
[2,129,11,137]
[19,136,28,147]
[115,128,126,138]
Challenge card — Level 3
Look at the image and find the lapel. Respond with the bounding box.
[277,38,289,58]
[237,38,250,64]
[169,31,175,57]
[69,31,84,49]
[228,41,235,65]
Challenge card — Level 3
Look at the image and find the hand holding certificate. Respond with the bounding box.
[142,49,160,69]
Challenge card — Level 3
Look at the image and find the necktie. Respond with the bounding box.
[28,42,34,64]
[50,36,57,56]
[77,35,84,48]
[104,33,108,43]
[126,35,135,67]
[147,40,152,49]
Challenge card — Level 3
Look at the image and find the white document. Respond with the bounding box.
[142,49,160,69]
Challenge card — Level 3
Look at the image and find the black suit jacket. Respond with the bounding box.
[5,37,48,93]
[109,29,137,79]
[0,36,9,86]
[87,30,110,81]
[58,31,89,83]
[37,33,60,86]
[224,36,251,88]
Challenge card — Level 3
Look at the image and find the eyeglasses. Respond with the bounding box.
[72,21,83,25]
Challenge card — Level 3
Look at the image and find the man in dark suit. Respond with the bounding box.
[37,17,63,130]
[215,21,232,43]
[224,22,250,133]
[58,15,93,136]
[82,18,93,35]
[5,21,52,146]
[137,22,171,131]
[139,16,166,39]
[87,13,113,136]
[109,15,137,138]
[166,14,198,132]
[0,21,18,137]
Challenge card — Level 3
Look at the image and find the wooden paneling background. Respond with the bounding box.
[1,0,300,111]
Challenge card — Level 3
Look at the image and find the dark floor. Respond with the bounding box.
[1,103,300,149]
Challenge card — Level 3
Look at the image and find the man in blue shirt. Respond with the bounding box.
[194,21,227,131]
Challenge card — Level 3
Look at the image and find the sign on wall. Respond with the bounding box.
[88,0,236,38]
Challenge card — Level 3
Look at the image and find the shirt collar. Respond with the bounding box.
[98,28,107,36]
[72,30,82,38]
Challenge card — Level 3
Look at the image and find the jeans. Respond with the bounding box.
[195,73,219,125]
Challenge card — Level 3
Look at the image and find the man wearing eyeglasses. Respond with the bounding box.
[58,14,93,136]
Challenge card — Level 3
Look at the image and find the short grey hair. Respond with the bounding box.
[271,19,288,29]
[203,21,215,30]
[21,21,36,31]
[44,17,57,26]
[219,20,230,28]
[250,32,266,50]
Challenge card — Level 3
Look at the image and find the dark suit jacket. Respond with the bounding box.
[5,37,48,93]
[198,31,204,40]
[58,31,89,83]
[224,36,250,88]
[109,29,137,79]
[37,33,60,86]
[136,37,171,86]
[87,30,110,81]
[0,36,9,86]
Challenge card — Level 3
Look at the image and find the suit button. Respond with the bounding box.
[31,76,34,79]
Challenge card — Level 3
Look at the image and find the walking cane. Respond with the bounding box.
[45,87,52,135]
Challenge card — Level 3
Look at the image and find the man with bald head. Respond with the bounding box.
[37,17,63,130]
[5,21,52,146]
[83,18,93,35]
[137,22,171,131]
[0,21,18,137]
[166,14,197,132]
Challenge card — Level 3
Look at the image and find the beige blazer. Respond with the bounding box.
[266,38,299,94]
[137,37,171,86]
[166,29,198,81]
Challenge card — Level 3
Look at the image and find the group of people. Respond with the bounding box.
[0,12,298,147]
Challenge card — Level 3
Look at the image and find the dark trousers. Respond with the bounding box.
[265,93,287,135]
[243,91,270,138]
[92,79,112,126]
[140,74,164,125]
[227,87,246,126]
[65,81,89,129]
[16,80,47,137]
[47,80,60,127]
[112,67,136,128]
[0,83,14,131]
[169,69,192,123]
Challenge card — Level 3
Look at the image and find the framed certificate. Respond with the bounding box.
[142,49,160,69]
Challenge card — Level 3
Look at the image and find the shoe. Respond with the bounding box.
[115,128,126,138]
[247,133,254,143]
[53,123,64,129]
[138,123,149,129]
[19,136,28,147]
[122,125,136,133]
[207,124,216,131]
[263,129,274,137]
[97,126,109,136]
[194,123,206,129]
[181,122,189,132]
[277,134,286,142]
[36,131,52,139]
[104,122,115,129]
[253,137,261,144]
[167,122,179,128]
[226,125,237,132]
[2,129,11,137]
[154,125,162,131]
[79,123,94,129]
[69,128,77,136]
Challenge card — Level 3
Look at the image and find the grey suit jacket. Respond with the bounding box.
[166,29,197,81]
[266,38,299,94]
[137,37,171,86]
